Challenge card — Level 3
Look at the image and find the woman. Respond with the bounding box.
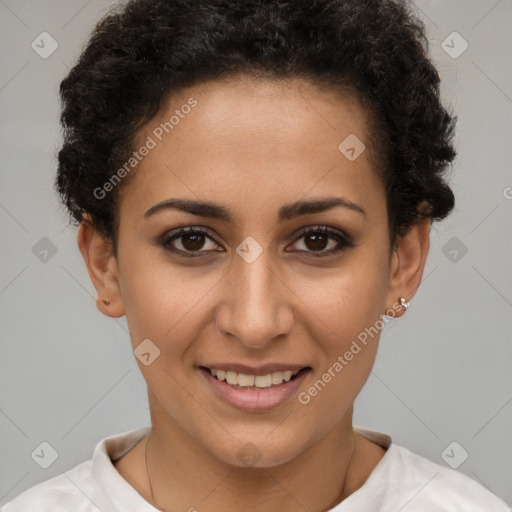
[3,0,509,510]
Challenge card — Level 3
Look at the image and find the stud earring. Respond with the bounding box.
[399,297,409,311]
[102,299,111,305]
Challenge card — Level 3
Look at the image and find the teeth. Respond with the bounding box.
[225,371,238,385]
[209,368,301,388]
[272,372,283,385]
[255,374,272,387]
[238,373,255,386]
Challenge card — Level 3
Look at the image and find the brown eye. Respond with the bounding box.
[288,226,355,257]
[159,227,223,257]
[181,232,206,251]
[303,232,330,251]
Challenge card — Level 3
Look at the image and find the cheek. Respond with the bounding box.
[297,269,387,429]
[118,248,222,356]
[296,252,389,349]
[295,250,389,410]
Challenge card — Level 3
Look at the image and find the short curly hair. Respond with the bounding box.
[56,0,456,257]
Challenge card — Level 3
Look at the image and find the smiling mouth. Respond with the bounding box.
[200,366,311,390]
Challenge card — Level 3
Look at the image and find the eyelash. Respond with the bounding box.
[158,225,355,258]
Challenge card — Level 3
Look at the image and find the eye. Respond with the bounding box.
[286,226,355,257]
[159,225,355,258]
[159,226,224,257]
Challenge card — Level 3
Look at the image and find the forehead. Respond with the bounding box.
[119,75,384,222]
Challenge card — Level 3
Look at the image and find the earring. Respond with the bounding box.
[399,297,409,311]
[102,299,111,305]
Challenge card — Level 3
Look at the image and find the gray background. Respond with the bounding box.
[1,0,511,508]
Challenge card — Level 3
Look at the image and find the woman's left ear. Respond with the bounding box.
[385,217,431,317]
[77,214,125,318]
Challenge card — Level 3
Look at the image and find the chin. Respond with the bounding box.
[203,429,311,469]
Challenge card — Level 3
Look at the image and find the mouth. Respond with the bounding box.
[198,365,311,411]
[201,366,308,390]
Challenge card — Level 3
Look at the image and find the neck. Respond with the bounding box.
[144,397,360,512]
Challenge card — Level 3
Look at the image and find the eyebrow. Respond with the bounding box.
[144,196,366,222]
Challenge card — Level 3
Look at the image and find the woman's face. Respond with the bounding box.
[94,76,413,467]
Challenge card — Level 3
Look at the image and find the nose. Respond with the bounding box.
[214,243,294,350]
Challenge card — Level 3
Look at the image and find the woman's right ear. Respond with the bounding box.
[77,213,125,318]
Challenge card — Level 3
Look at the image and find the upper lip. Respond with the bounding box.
[199,363,310,376]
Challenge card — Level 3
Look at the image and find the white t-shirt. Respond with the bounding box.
[2,426,510,512]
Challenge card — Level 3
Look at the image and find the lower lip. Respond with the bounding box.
[199,367,311,412]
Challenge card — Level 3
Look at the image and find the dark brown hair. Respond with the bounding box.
[56,0,456,256]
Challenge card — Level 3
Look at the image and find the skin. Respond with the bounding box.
[78,75,431,511]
